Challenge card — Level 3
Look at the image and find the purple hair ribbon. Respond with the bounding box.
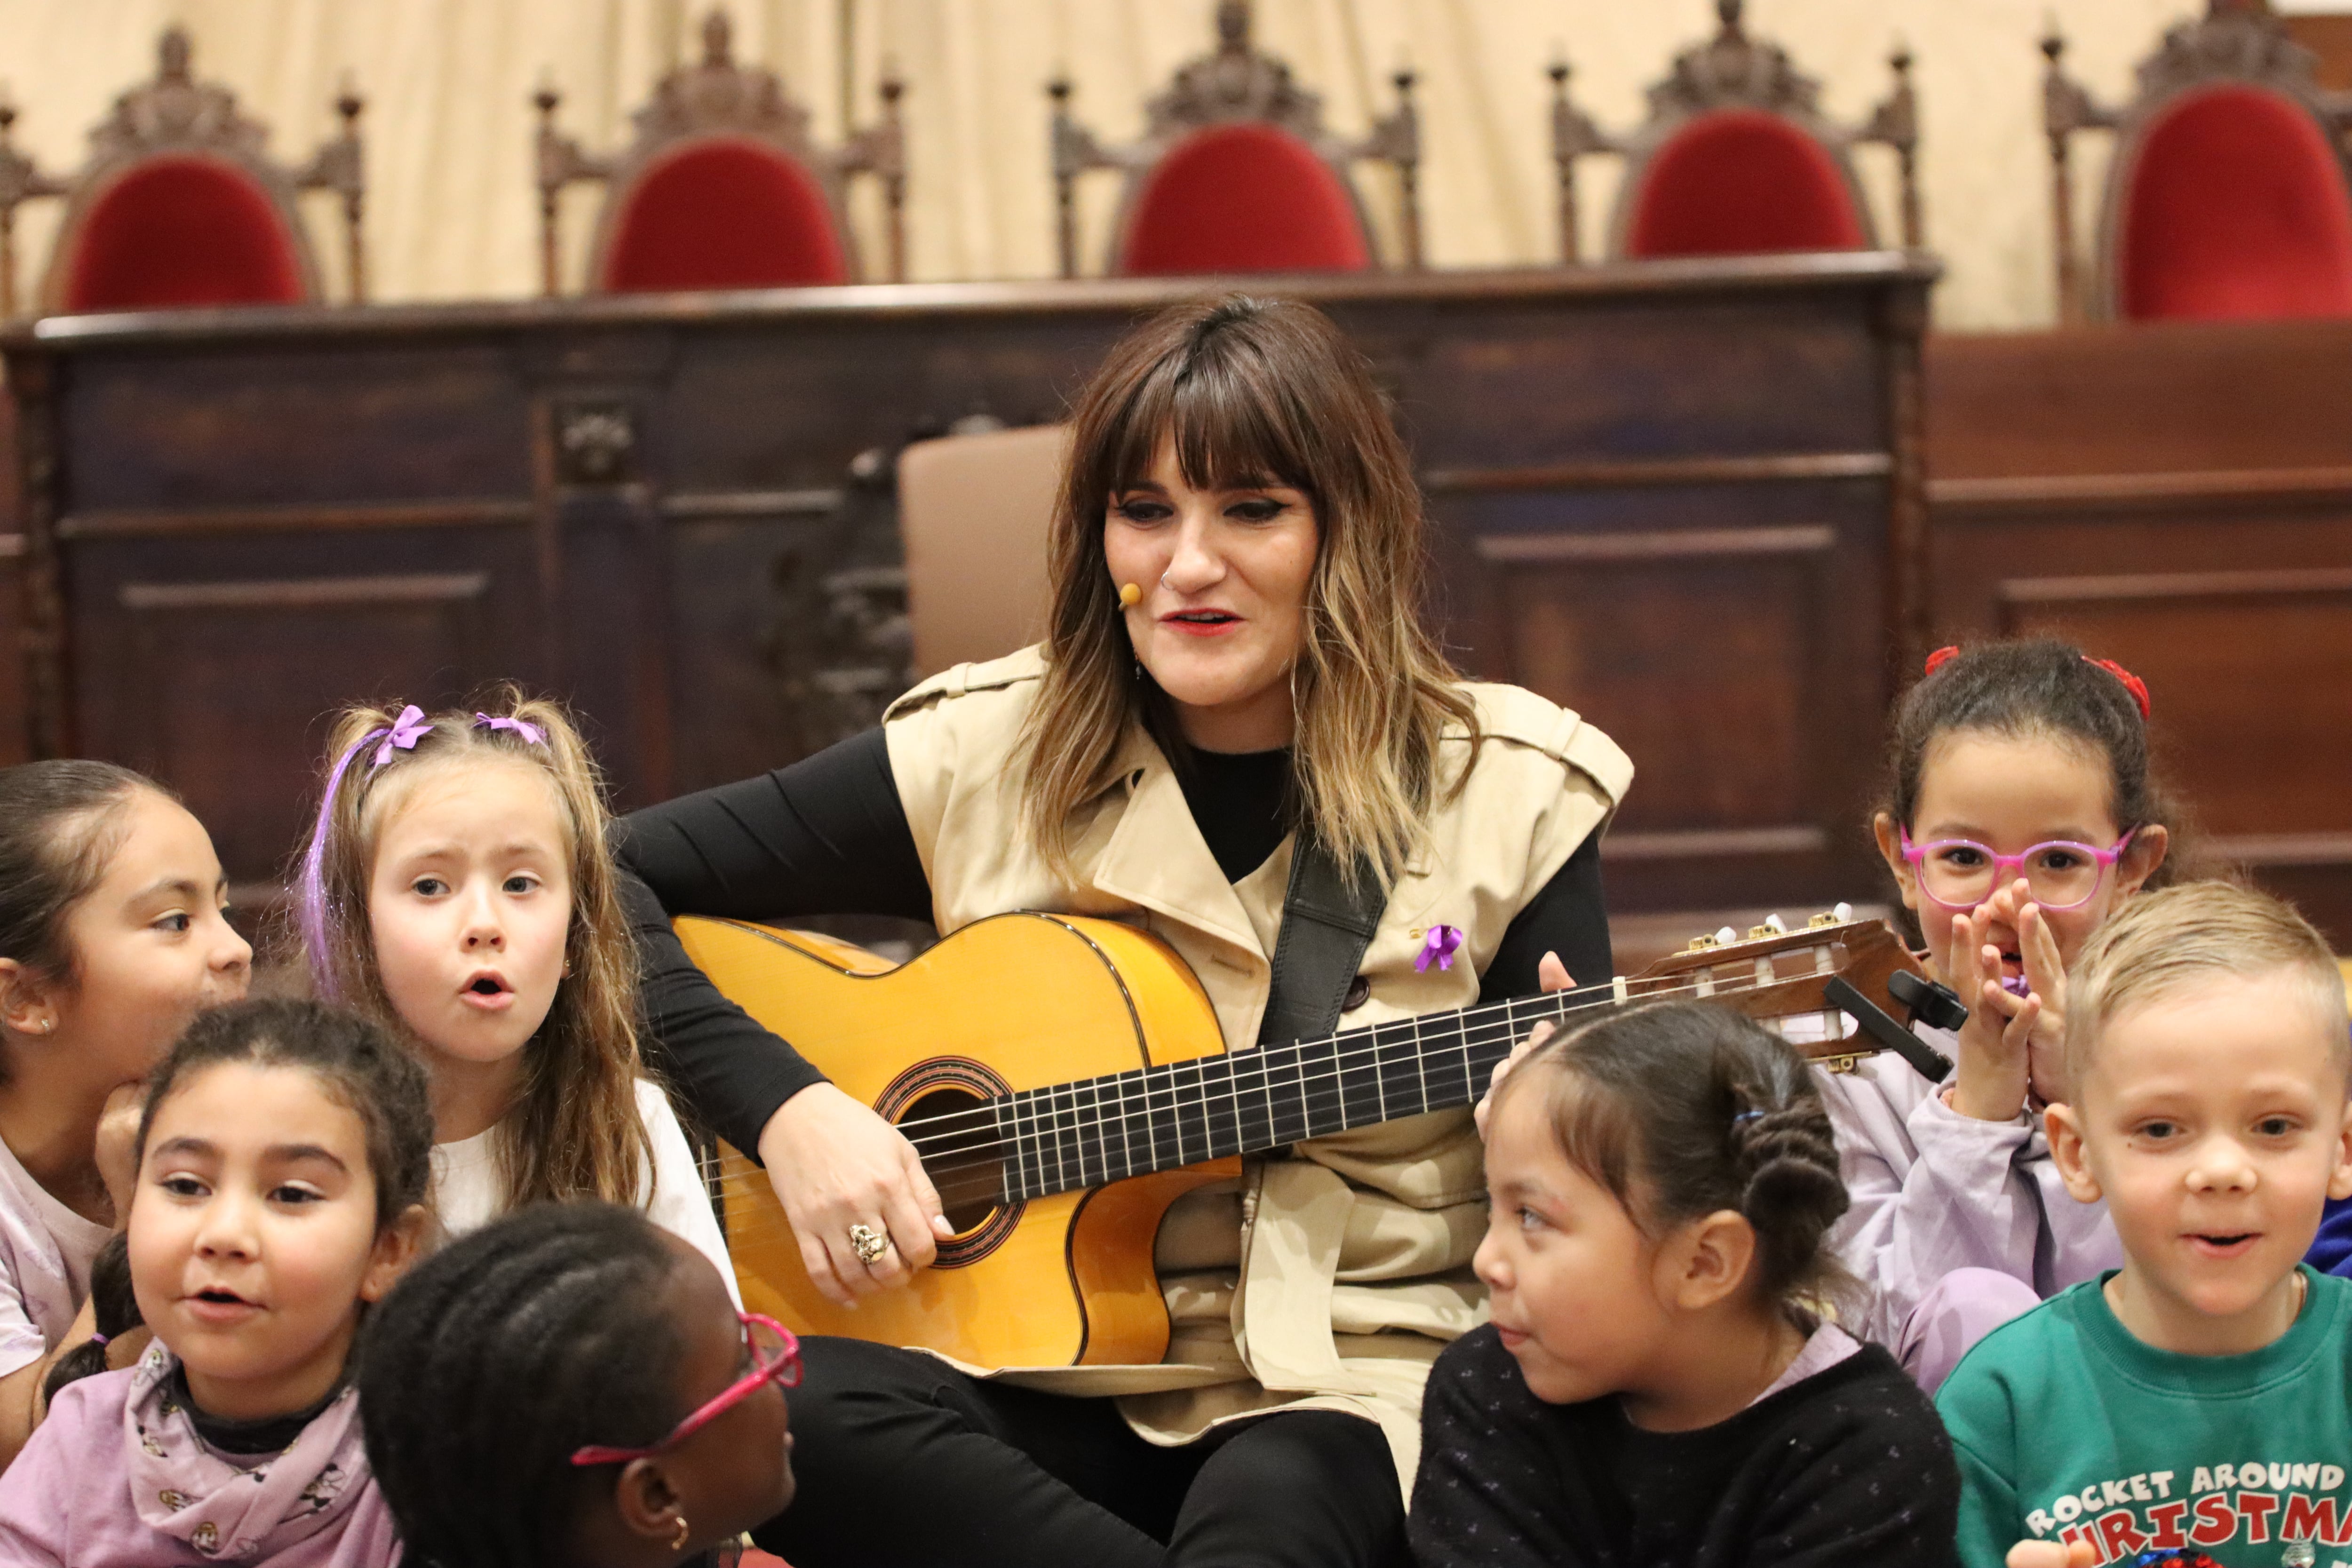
[297,722,392,990]
[1414,924,1464,974]
[372,705,433,766]
[473,712,546,746]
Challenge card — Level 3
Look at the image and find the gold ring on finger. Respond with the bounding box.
[847,1222,890,1266]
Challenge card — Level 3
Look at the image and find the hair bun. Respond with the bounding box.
[1728,1102,1849,1297]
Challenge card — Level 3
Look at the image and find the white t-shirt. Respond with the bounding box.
[431,1078,742,1307]
[0,1136,110,1378]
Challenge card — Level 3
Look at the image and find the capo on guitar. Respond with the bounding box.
[1820,973,1960,1083]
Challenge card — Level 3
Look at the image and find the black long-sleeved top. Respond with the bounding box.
[620,728,1611,1156]
[1410,1326,1961,1568]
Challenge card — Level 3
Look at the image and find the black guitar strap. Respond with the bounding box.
[1256,836,1389,1048]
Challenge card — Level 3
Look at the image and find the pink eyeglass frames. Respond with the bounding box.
[1898,828,2137,914]
[570,1311,801,1467]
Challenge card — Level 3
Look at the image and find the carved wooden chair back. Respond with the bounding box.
[535,8,906,295]
[0,26,363,317]
[2044,0,2352,323]
[1548,0,1918,265]
[1048,0,1420,279]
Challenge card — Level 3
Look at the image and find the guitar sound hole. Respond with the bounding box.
[899,1086,1011,1246]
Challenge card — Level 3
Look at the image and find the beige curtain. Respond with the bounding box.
[0,0,2209,326]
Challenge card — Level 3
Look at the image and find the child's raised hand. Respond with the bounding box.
[2006,1539,2095,1568]
[94,1082,145,1223]
[1949,888,2042,1122]
[1474,953,1573,1136]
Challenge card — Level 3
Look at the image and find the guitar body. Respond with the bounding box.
[676,912,1242,1369]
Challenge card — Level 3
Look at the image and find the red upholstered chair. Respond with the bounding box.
[1048,0,1419,279]
[2044,2,2352,323]
[1547,0,1919,264]
[0,26,364,317]
[535,9,905,295]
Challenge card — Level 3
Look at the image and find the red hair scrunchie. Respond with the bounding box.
[1919,645,2151,720]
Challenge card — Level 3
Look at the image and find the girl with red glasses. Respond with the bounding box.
[1826,638,2181,1394]
[359,1201,796,1568]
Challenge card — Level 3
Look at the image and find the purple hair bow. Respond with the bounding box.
[371,705,433,766]
[474,712,546,746]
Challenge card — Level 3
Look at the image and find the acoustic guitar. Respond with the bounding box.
[677,910,1933,1371]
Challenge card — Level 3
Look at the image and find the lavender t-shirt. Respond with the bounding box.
[0,1136,108,1377]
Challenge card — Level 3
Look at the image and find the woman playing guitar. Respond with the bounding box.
[618,294,1632,1568]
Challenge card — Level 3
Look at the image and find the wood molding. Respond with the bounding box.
[1475,524,1834,565]
[61,501,533,541]
[2212,832,2352,868]
[0,533,21,559]
[659,488,844,519]
[1929,465,2352,517]
[1601,826,1830,860]
[1428,453,1888,496]
[1997,566,2352,606]
[5,254,1942,351]
[120,572,490,612]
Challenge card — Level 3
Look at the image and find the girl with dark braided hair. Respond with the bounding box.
[1413,1002,1960,1568]
[358,1202,795,1568]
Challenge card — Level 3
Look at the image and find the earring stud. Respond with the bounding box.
[1118,582,1141,607]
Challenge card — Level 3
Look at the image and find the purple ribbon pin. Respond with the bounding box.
[1414,924,1464,973]
[474,712,547,746]
[1999,973,2033,998]
[371,705,433,766]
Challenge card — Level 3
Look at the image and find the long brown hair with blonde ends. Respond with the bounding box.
[294,686,651,1212]
[1019,294,1477,885]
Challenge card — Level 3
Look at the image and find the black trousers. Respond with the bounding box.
[754,1337,1410,1568]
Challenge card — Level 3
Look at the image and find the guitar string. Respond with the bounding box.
[882,956,1852,1157]
[697,961,1874,1236]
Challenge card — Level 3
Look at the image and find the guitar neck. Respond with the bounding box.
[993,988,1592,1202]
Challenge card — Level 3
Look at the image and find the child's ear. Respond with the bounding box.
[1661,1210,1756,1312]
[1871,813,1919,915]
[2044,1103,2103,1204]
[358,1204,431,1304]
[0,958,61,1039]
[2328,1097,2352,1204]
[2114,825,2169,899]
[613,1457,687,1544]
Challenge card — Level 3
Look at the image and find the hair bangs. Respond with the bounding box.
[1094,331,1316,503]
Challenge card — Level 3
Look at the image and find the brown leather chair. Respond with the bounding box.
[0,26,364,317]
[534,8,906,295]
[1548,0,1917,265]
[897,425,1069,677]
[1047,0,1419,279]
[2043,0,2352,322]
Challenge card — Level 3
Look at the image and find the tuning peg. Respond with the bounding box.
[1686,932,1721,952]
[1808,911,1837,928]
[1716,926,1739,946]
[1834,901,1853,922]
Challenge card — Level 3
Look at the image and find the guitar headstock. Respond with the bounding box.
[1625,910,1930,1061]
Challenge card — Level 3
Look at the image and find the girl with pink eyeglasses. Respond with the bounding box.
[1825,638,2181,1393]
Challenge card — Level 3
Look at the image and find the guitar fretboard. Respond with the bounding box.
[973,988,1595,1203]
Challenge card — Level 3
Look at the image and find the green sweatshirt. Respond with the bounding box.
[1937,1266,2352,1568]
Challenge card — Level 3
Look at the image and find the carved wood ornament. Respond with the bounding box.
[535,8,906,294]
[0,26,364,317]
[1047,0,1421,278]
[1549,0,1919,263]
[2043,0,2352,323]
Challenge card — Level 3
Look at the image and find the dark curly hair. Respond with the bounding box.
[357,1201,692,1568]
[1496,1000,1852,1310]
[45,998,435,1399]
[1877,637,2188,891]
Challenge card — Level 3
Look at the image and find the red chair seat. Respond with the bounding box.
[1625,108,1866,259]
[1119,122,1370,276]
[61,154,305,312]
[600,136,849,293]
[2119,84,2352,322]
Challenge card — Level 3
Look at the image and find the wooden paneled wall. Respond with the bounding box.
[1925,320,2352,944]
[6,256,1934,931]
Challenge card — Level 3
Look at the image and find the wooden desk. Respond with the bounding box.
[1926,320,2352,943]
[7,255,1936,925]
